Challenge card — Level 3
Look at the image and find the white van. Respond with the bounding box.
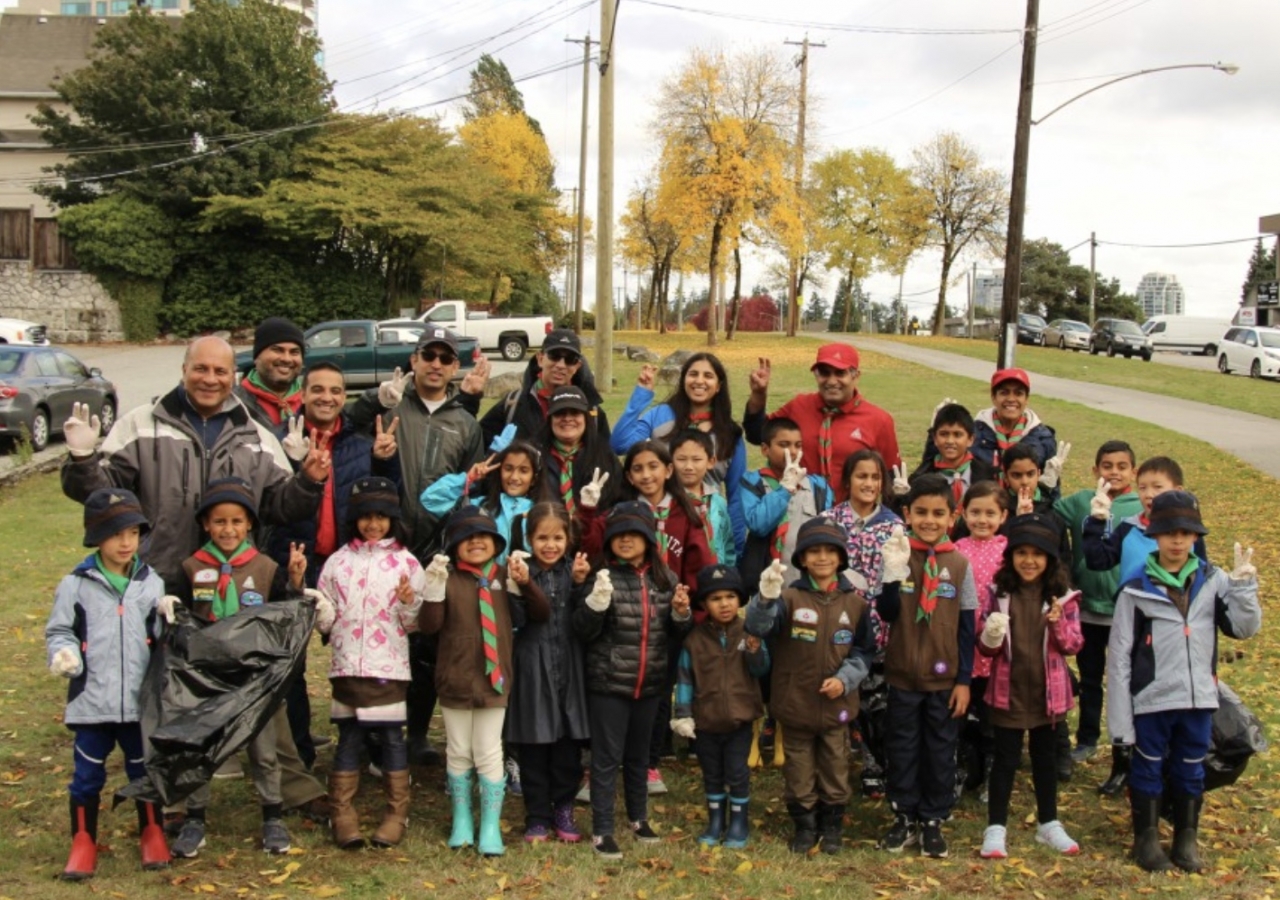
[1141,315,1231,356]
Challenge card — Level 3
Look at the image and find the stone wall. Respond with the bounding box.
[0,260,123,342]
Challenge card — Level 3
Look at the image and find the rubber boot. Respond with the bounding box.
[748,719,763,769]
[447,770,475,849]
[1097,742,1131,797]
[1130,790,1174,872]
[698,794,726,846]
[136,800,171,870]
[773,722,786,767]
[723,796,750,849]
[328,770,365,849]
[818,803,844,855]
[786,801,818,854]
[62,796,99,881]
[477,774,506,857]
[371,770,411,848]
[1169,793,1204,873]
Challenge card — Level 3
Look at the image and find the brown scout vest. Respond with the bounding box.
[884,546,970,692]
[684,619,765,734]
[418,569,514,710]
[769,583,868,733]
[181,551,280,622]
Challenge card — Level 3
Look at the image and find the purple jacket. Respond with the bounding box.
[979,587,1084,720]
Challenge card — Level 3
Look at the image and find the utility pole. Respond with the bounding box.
[1088,230,1097,325]
[968,260,976,339]
[564,186,578,310]
[783,35,825,338]
[594,5,615,391]
[566,33,597,334]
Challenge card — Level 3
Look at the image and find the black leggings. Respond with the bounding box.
[987,723,1059,827]
[333,720,407,773]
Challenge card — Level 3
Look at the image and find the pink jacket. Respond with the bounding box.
[316,538,424,682]
[979,587,1083,720]
[956,535,1007,679]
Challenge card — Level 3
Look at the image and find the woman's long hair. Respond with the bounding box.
[841,448,892,509]
[664,352,742,459]
[539,407,620,507]
[992,543,1070,598]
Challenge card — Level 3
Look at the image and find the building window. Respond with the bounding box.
[96,1,107,13]
[110,0,131,12]
[60,2,92,13]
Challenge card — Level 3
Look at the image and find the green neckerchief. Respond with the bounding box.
[247,369,302,403]
[94,553,133,596]
[807,574,838,593]
[193,539,258,619]
[1144,553,1201,591]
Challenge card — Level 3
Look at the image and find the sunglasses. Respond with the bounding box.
[545,349,581,364]
[814,364,855,378]
[418,349,457,365]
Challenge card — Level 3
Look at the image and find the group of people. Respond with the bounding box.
[44,317,1260,880]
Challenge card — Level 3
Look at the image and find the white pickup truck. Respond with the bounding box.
[382,300,554,361]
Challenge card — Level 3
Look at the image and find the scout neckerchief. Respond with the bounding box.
[244,370,302,425]
[648,494,673,564]
[192,540,259,620]
[907,533,956,623]
[532,377,552,415]
[1144,553,1200,591]
[933,452,973,507]
[1138,512,1150,529]
[457,559,505,693]
[550,439,579,514]
[818,397,857,482]
[759,469,791,560]
[695,492,715,546]
[992,413,1028,468]
[807,573,838,594]
[94,553,134,596]
[687,411,712,427]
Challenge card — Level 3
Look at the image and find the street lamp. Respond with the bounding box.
[1032,62,1238,125]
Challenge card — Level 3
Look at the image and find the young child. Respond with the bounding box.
[313,477,424,849]
[170,477,305,858]
[572,502,692,860]
[976,513,1084,860]
[671,430,736,566]
[503,502,592,844]
[894,403,998,528]
[1107,491,1260,873]
[745,520,875,856]
[876,474,977,858]
[672,565,769,849]
[46,488,171,880]
[418,507,526,857]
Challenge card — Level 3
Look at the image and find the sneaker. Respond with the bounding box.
[262,819,291,854]
[877,814,917,853]
[575,778,591,804]
[631,820,660,843]
[162,812,185,839]
[592,834,622,859]
[646,768,668,795]
[1035,820,1080,855]
[919,819,948,859]
[553,803,582,843]
[980,824,1008,859]
[1070,743,1097,764]
[170,819,206,859]
[506,757,523,797]
[524,824,550,843]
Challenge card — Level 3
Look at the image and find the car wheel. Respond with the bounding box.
[1218,354,1231,374]
[97,398,116,436]
[1058,337,1066,350]
[1107,342,1116,357]
[28,407,50,452]
[1204,343,1217,357]
[1251,359,1262,379]
[499,337,527,361]
[1089,342,1098,355]
[1141,351,1152,362]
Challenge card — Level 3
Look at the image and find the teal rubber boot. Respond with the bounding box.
[477,775,506,857]
[698,794,726,846]
[447,770,475,849]
[723,796,750,849]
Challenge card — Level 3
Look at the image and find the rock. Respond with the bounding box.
[484,370,524,399]
[579,337,595,349]
[657,364,682,386]
[613,343,630,356]
[660,349,695,370]
[626,345,660,363]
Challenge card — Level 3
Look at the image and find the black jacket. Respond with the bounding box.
[460,355,612,449]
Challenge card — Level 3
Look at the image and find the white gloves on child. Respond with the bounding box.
[157,594,180,624]
[670,717,697,740]
[779,449,806,492]
[424,554,451,603]
[50,647,81,678]
[586,570,613,612]
[890,464,911,498]
[64,402,101,458]
[304,588,337,633]
[579,468,610,509]
[1040,441,1071,490]
[881,524,911,583]
[489,423,518,454]
[1089,477,1113,520]
[759,559,786,601]
[981,611,1010,649]
[282,417,311,463]
[378,367,414,408]
[506,550,530,596]
[1231,543,1257,582]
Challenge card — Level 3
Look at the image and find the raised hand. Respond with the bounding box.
[1089,477,1113,520]
[670,717,697,740]
[931,397,959,426]
[372,415,400,460]
[881,524,911,583]
[459,354,491,396]
[50,647,81,678]
[157,594,181,624]
[672,583,692,618]
[585,569,613,612]
[467,453,501,485]
[424,553,451,603]
[891,463,911,497]
[1048,590,1081,624]
[301,427,332,483]
[377,366,414,408]
[288,542,307,587]
[759,558,786,601]
[579,468,610,509]
[508,550,531,586]
[395,573,416,605]
[780,448,806,492]
[1231,543,1257,582]
[1016,485,1035,516]
[637,364,658,390]
[282,416,311,462]
[981,610,1009,648]
[64,401,101,458]
[303,587,336,632]
[570,552,591,585]
[748,357,771,396]
[1041,440,1072,489]
[489,423,517,454]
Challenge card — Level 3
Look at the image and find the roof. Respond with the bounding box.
[0,14,103,95]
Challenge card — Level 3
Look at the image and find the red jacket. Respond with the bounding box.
[580,501,714,591]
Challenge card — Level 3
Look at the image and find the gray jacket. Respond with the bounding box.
[1107,563,1260,743]
[45,557,164,726]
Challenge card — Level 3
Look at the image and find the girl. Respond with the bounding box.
[671,431,736,566]
[504,503,592,843]
[418,507,529,857]
[314,477,425,850]
[617,439,714,586]
[977,513,1084,860]
[573,502,692,859]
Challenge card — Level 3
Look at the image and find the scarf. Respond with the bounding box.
[457,559,504,694]
[1144,553,1200,591]
[532,377,552,415]
[192,540,259,620]
[650,495,673,565]
[992,413,1028,468]
[759,469,789,560]
[94,553,134,596]
[687,411,712,427]
[242,370,303,426]
[933,452,973,507]
[695,493,715,546]
[908,534,956,623]
[807,574,837,593]
[550,440,580,514]
[818,405,841,483]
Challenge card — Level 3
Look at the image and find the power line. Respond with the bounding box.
[627,0,1021,34]
[1098,236,1264,249]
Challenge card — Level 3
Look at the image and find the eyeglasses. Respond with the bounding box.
[814,365,855,379]
[545,349,581,364]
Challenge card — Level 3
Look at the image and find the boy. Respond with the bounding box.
[745,520,875,855]
[1107,491,1259,873]
[876,474,977,858]
[46,488,173,880]
[894,403,997,531]
[672,565,769,848]
[672,431,736,566]
[169,477,305,858]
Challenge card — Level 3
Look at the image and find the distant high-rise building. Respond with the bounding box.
[1135,272,1185,318]
[973,268,1003,313]
[10,0,316,32]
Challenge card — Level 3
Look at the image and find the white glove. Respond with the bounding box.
[779,448,806,492]
[281,416,311,463]
[506,550,530,596]
[1230,543,1256,582]
[304,588,337,633]
[489,423,517,454]
[759,559,786,601]
[931,397,959,426]
[890,463,910,498]
[50,647,81,678]
[579,468,610,509]
[424,554,450,603]
[377,367,414,408]
[1040,440,1071,490]
[980,611,1010,649]
[881,524,911,583]
[585,570,613,612]
[670,717,697,740]
[157,594,180,624]
[64,401,101,458]
[1089,477,1112,520]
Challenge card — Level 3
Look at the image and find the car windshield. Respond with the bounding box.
[1020,314,1047,327]
[1111,321,1144,336]
[0,349,22,375]
[1260,332,1280,349]
[1063,321,1088,332]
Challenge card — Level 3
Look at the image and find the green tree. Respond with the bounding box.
[1241,238,1277,302]
[1017,237,1142,323]
[828,275,868,333]
[803,291,828,325]
[464,54,543,137]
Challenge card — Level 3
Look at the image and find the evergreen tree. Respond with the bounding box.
[1242,238,1277,301]
[803,290,828,325]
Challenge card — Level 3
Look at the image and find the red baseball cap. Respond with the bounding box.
[991,368,1031,391]
[811,343,860,372]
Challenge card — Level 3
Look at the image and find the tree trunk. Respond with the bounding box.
[727,246,743,340]
[706,221,722,346]
[843,263,855,332]
[934,248,953,335]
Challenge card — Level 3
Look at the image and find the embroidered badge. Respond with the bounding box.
[938,567,952,582]
[933,660,949,675]
[791,626,818,643]
[193,569,218,585]
[793,608,819,625]
[736,639,747,652]
[243,576,256,590]
[832,629,853,645]
[241,591,264,606]
[937,582,957,600]
[838,709,850,723]
[900,580,916,594]
[193,588,216,604]
[838,611,851,625]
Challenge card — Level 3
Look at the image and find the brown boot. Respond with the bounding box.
[328,771,365,850]
[371,770,410,848]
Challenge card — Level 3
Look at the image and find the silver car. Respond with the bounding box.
[1044,318,1091,352]
[0,345,116,451]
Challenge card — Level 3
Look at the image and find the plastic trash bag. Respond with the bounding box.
[115,598,314,807]
[1205,680,1268,791]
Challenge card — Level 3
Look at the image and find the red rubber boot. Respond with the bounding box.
[137,800,171,870]
[62,797,99,881]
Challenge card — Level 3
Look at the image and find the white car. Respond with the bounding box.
[1217,326,1280,380]
[1044,318,1091,351]
[0,317,49,345]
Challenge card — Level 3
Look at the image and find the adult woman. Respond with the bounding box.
[539,386,621,517]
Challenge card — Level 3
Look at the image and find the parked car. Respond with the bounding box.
[0,345,116,452]
[0,317,49,345]
[1089,318,1152,360]
[1016,313,1048,346]
[382,299,554,361]
[1142,315,1231,356]
[1217,326,1280,380]
[1043,318,1091,351]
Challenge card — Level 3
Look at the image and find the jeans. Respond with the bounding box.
[333,720,406,773]
[1075,622,1110,748]
[694,723,753,799]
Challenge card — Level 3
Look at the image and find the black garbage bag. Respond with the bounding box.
[115,599,315,807]
[1205,680,1268,791]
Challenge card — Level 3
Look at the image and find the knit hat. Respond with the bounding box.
[1145,490,1208,536]
[196,477,259,526]
[347,476,402,523]
[415,326,459,355]
[542,328,582,358]
[547,385,591,416]
[811,343,859,372]
[790,518,850,570]
[694,564,746,607]
[603,501,658,548]
[1006,512,1062,559]
[253,317,306,360]
[444,506,507,556]
[82,487,150,547]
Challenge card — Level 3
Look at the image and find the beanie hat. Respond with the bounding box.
[1145,490,1208,537]
[83,487,150,547]
[253,317,306,360]
[791,518,850,570]
[347,476,402,524]
[694,564,746,607]
[196,477,259,527]
[1006,512,1063,559]
[603,501,658,548]
[444,506,507,557]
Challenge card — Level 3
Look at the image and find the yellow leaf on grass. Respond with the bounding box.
[314,888,343,898]
[268,861,300,885]
[734,860,753,875]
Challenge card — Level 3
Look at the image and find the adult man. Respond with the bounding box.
[235,317,307,428]
[743,343,901,501]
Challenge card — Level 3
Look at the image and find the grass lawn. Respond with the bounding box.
[1,331,1278,899]
[865,334,1280,421]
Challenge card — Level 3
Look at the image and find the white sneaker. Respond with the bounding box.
[980,824,1007,859]
[1035,820,1079,855]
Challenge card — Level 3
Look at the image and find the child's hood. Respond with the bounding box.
[975,406,1044,431]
